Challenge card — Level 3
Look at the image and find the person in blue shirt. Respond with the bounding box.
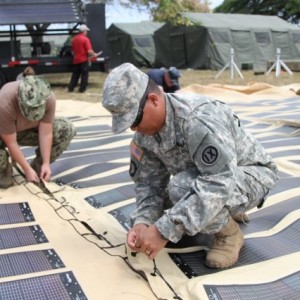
[147,67,181,93]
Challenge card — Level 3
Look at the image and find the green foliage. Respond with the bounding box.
[118,0,210,25]
[152,0,210,25]
[84,0,212,25]
[214,0,300,24]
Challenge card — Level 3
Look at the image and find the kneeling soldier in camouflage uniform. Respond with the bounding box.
[102,63,279,269]
[0,75,76,188]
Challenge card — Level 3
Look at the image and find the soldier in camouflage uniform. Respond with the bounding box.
[102,63,278,269]
[0,75,76,188]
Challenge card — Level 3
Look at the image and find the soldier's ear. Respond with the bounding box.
[147,93,160,107]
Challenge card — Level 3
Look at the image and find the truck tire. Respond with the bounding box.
[0,71,6,89]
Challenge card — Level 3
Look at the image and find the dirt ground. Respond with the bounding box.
[42,68,300,103]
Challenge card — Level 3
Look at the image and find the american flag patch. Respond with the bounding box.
[130,141,143,161]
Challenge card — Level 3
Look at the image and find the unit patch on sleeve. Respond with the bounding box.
[201,145,219,165]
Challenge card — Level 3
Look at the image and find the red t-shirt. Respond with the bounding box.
[71,33,92,64]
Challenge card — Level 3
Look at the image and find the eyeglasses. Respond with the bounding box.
[130,80,150,128]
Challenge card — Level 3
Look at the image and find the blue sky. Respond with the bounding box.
[106,0,224,28]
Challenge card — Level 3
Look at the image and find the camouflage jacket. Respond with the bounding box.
[129,93,278,242]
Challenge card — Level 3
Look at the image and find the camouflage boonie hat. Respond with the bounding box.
[18,75,51,121]
[102,63,149,133]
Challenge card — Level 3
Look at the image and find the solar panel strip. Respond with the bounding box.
[0,272,87,300]
[0,249,65,277]
[0,203,34,225]
[204,271,300,300]
[0,225,48,249]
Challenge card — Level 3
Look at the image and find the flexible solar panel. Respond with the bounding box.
[0,249,65,277]
[204,271,300,300]
[85,184,135,208]
[14,96,300,299]
[240,195,300,235]
[0,225,48,249]
[0,202,34,225]
[169,217,300,278]
[109,203,136,231]
[0,272,87,300]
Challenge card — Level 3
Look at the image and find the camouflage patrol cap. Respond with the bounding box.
[102,63,149,133]
[18,75,51,121]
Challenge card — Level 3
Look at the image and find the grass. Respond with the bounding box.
[43,68,300,103]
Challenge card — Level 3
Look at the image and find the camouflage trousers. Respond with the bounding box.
[0,117,76,172]
[167,168,270,235]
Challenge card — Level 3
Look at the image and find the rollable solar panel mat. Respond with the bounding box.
[0,271,87,300]
[244,123,274,130]
[170,217,300,278]
[75,132,110,139]
[259,136,295,144]
[270,177,300,193]
[270,150,300,159]
[260,137,300,149]
[0,225,48,250]
[240,194,300,235]
[0,249,65,278]
[252,112,300,119]
[204,270,300,300]
[54,148,130,162]
[55,164,130,188]
[67,134,131,151]
[109,202,136,231]
[0,202,34,225]
[85,183,135,208]
[107,189,299,236]
[55,170,131,190]
[73,124,111,133]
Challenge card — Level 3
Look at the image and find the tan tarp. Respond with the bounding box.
[1,82,300,300]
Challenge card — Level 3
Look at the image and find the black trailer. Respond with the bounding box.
[0,0,108,88]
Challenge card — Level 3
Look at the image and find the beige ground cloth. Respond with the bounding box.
[1,82,300,300]
[179,82,300,102]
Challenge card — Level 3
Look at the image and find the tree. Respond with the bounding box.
[151,0,210,25]
[102,0,210,25]
[214,0,300,24]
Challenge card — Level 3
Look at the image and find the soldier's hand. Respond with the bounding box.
[127,223,148,251]
[40,163,51,181]
[139,225,168,260]
[25,168,40,183]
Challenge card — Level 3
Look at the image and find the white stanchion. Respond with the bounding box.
[215,48,243,80]
[266,48,293,77]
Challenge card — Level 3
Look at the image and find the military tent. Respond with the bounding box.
[107,21,164,68]
[154,13,300,72]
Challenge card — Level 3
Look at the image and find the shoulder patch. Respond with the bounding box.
[130,141,143,161]
[201,145,219,165]
[193,134,232,175]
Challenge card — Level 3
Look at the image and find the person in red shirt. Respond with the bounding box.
[68,24,97,93]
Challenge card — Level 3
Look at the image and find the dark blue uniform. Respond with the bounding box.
[147,69,180,93]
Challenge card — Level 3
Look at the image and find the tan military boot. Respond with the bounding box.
[0,162,14,189]
[233,213,249,223]
[205,218,244,269]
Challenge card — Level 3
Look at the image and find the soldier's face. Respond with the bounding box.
[130,93,166,135]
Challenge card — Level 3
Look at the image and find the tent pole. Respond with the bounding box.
[215,48,243,80]
[266,48,293,77]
